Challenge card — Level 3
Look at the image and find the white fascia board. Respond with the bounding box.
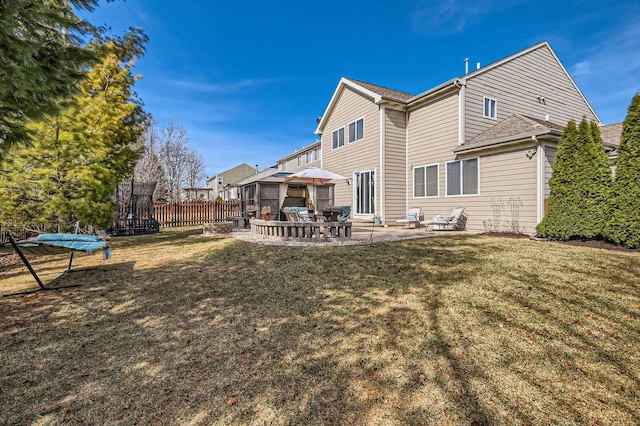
[315,78,382,135]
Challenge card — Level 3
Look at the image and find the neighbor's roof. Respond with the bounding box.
[454,114,564,153]
[600,122,622,149]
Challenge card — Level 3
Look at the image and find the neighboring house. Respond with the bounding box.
[206,163,257,200]
[277,141,322,172]
[315,41,614,234]
[600,122,623,174]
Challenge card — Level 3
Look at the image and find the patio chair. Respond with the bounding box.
[421,207,466,231]
[296,207,313,222]
[336,206,351,222]
[281,207,293,221]
[396,207,422,228]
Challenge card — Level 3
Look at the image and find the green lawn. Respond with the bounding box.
[1,228,639,425]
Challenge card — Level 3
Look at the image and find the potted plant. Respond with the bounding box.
[261,205,271,220]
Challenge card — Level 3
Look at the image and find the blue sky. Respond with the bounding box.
[81,0,640,179]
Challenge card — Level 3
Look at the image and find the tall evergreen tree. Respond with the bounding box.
[606,93,640,247]
[0,28,148,231]
[536,117,612,240]
[0,0,114,153]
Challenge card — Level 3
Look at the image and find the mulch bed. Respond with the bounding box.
[483,232,640,253]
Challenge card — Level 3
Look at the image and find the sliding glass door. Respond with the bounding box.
[354,169,375,217]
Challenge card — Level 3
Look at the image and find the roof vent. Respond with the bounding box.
[476,62,481,70]
[465,58,469,74]
[545,114,550,121]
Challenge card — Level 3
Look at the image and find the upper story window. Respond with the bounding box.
[348,118,364,143]
[297,155,303,167]
[446,158,479,196]
[315,146,321,161]
[414,164,439,198]
[217,177,223,185]
[306,150,314,163]
[332,127,345,149]
[483,97,497,119]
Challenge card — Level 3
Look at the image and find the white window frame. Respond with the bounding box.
[445,157,480,196]
[348,117,364,143]
[332,127,345,149]
[297,155,303,167]
[413,163,439,198]
[483,96,497,119]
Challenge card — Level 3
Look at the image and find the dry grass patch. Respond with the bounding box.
[1,227,639,425]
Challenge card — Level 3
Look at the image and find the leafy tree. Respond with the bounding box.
[0,28,148,231]
[536,117,612,240]
[605,93,640,247]
[0,0,115,153]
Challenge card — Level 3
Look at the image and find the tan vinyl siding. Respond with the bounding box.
[544,145,557,199]
[406,90,540,232]
[412,148,538,233]
[405,92,459,221]
[465,45,598,141]
[383,108,407,221]
[322,86,381,213]
[469,148,538,233]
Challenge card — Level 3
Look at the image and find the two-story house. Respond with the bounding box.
[277,141,322,173]
[315,41,605,234]
[206,163,257,200]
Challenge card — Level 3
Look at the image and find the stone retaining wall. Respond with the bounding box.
[203,222,233,236]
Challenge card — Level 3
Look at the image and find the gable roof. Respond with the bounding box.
[314,77,414,134]
[345,78,414,102]
[454,114,564,154]
[315,41,601,135]
[206,163,255,183]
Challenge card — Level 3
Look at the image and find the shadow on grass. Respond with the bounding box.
[0,232,638,425]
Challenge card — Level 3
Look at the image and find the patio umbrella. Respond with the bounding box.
[284,167,348,212]
[283,167,348,185]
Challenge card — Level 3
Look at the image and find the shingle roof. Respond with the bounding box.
[464,114,564,147]
[600,122,622,149]
[345,78,414,102]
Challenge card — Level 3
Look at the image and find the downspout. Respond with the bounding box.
[533,135,545,224]
[379,106,386,224]
[456,79,467,145]
[406,110,410,218]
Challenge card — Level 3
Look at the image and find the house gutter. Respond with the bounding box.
[456,79,467,145]
[534,135,545,224]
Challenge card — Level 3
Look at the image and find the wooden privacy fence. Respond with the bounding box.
[153,201,241,227]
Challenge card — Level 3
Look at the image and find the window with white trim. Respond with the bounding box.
[297,155,303,167]
[446,158,479,196]
[414,164,439,198]
[483,97,497,119]
[306,150,314,163]
[332,127,345,149]
[348,118,364,143]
